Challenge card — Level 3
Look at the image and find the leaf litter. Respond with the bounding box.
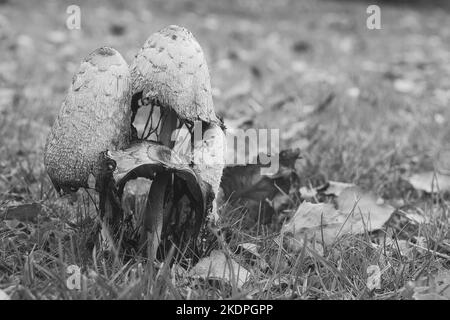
[407,171,450,193]
[402,269,450,300]
[280,185,395,250]
[189,250,250,289]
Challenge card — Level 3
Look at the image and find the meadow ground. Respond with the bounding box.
[0,0,449,299]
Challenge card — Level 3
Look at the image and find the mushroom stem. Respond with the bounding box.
[159,108,178,148]
[142,171,170,260]
[142,108,178,259]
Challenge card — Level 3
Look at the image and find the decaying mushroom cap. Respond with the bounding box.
[44,47,132,194]
[130,25,221,125]
[193,124,226,196]
[193,123,227,221]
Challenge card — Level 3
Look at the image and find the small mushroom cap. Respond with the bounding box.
[130,25,220,125]
[44,47,132,194]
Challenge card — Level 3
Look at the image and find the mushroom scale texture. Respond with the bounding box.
[130,25,222,127]
[44,47,132,195]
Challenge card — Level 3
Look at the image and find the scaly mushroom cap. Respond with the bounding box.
[130,25,220,125]
[44,47,132,194]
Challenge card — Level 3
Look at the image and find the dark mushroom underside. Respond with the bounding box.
[95,141,213,259]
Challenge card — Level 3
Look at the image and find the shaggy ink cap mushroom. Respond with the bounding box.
[130,25,222,128]
[44,47,132,195]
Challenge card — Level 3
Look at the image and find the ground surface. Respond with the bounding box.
[0,0,449,299]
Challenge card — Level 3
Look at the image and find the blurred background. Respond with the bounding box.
[1,0,450,198]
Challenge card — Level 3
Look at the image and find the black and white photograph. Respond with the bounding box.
[0,0,449,303]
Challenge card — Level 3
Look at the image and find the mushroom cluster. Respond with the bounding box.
[44,26,226,259]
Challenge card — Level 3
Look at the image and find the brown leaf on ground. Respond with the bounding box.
[282,187,394,249]
[219,149,300,224]
[189,250,250,289]
[407,172,450,193]
[220,148,301,202]
[402,269,450,300]
[281,202,341,249]
[336,186,395,233]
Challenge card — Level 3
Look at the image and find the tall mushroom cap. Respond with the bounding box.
[130,25,221,126]
[44,47,132,194]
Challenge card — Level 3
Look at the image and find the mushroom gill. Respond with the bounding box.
[130,25,222,132]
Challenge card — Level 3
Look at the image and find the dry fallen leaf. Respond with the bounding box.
[219,148,300,223]
[337,186,395,233]
[281,202,342,248]
[366,265,381,291]
[282,187,394,248]
[406,270,450,300]
[189,250,250,289]
[412,291,448,300]
[407,172,450,193]
[220,149,300,200]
